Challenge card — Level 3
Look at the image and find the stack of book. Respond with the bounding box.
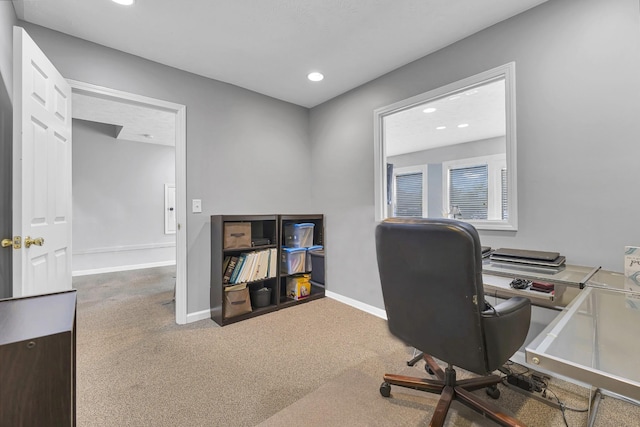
[223,248,278,285]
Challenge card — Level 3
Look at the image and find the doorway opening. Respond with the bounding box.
[68,80,187,324]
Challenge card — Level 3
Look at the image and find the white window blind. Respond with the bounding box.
[449,165,488,220]
[394,172,423,217]
[501,168,508,220]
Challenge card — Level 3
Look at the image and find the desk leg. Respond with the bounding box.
[587,388,603,427]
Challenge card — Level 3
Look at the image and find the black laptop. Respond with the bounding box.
[490,248,565,267]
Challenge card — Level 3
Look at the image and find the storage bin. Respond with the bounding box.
[286,274,311,300]
[283,223,315,248]
[250,286,272,308]
[223,284,252,319]
[281,247,306,274]
[223,222,251,249]
[309,249,325,285]
[305,245,323,271]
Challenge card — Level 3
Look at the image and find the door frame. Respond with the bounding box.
[68,79,188,325]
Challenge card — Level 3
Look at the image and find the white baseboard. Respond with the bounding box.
[186,308,213,324]
[185,292,386,325]
[72,260,176,277]
[183,292,386,325]
[325,290,387,320]
[73,241,176,255]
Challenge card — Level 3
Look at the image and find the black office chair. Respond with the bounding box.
[375,218,531,427]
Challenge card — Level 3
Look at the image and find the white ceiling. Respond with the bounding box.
[73,92,176,146]
[13,0,548,108]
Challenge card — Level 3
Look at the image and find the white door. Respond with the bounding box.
[12,27,72,297]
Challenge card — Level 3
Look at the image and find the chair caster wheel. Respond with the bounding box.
[425,365,434,375]
[486,385,500,399]
[380,382,391,397]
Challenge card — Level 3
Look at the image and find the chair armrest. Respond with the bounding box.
[481,296,531,371]
[482,296,530,318]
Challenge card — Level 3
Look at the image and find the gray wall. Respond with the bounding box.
[18,22,312,315]
[72,120,176,273]
[0,2,16,298]
[0,1,14,104]
[310,0,640,309]
[387,136,505,168]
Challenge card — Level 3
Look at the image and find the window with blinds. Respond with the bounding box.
[501,168,508,220]
[449,165,488,220]
[394,172,423,217]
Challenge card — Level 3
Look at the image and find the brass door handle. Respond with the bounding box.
[2,237,21,249]
[24,236,44,248]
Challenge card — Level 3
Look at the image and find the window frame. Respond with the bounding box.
[391,165,428,218]
[442,154,506,221]
[373,62,518,231]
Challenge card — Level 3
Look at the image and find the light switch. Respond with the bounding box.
[192,199,202,213]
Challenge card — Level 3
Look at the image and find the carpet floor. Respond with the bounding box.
[72,266,640,426]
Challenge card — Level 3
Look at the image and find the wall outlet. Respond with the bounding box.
[192,199,202,213]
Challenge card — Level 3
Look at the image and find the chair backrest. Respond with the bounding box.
[375,217,489,374]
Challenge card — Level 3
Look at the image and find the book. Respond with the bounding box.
[268,248,278,278]
[229,254,246,284]
[250,251,262,282]
[238,252,257,283]
[222,256,238,284]
[256,250,270,281]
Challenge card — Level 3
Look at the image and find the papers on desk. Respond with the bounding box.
[624,246,640,310]
[483,274,555,302]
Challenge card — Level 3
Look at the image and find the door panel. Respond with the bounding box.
[13,27,72,297]
[0,65,12,298]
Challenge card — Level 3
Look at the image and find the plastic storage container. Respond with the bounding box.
[283,223,315,248]
[281,247,307,274]
[305,245,323,271]
[309,249,325,286]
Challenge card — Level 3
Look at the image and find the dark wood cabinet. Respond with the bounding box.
[0,290,77,426]
[210,214,325,326]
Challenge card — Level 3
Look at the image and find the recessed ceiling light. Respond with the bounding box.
[448,95,461,101]
[457,123,469,128]
[423,107,437,113]
[436,126,446,130]
[307,72,324,82]
[112,0,135,5]
[465,90,479,96]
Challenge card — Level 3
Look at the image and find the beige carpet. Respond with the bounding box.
[73,267,640,426]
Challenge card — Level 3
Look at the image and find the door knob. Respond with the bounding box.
[2,237,21,249]
[24,236,44,248]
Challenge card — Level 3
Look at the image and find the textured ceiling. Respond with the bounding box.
[13,0,548,108]
[385,78,505,156]
[72,92,176,146]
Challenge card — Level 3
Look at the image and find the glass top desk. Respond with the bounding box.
[482,260,597,308]
[526,270,640,402]
[483,261,640,409]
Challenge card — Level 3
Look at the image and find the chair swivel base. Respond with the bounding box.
[380,354,526,427]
